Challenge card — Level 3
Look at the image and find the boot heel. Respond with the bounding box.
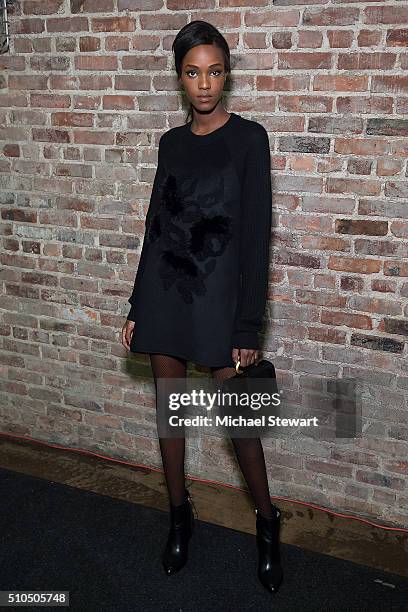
[255,506,284,593]
[162,488,196,575]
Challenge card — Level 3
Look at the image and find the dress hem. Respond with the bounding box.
[128,346,235,369]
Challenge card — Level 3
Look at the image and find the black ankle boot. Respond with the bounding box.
[255,506,283,593]
[162,488,195,575]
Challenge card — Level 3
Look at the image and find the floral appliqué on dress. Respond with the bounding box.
[146,173,233,304]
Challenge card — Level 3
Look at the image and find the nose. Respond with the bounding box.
[198,75,210,90]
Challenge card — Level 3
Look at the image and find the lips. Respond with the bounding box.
[198,96,212,99]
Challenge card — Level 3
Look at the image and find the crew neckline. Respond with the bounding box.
[186,112,236,142]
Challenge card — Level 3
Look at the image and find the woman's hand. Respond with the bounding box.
[122,319,135,351]
[232,347,258,368]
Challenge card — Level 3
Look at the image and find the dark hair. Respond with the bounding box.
[172,20,231,123]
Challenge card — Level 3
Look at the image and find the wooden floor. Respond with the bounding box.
[0,434,406,578]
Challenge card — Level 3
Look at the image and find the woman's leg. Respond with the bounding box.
[210,364,278,520]
[210,363,283,593]
[150,353,188,507]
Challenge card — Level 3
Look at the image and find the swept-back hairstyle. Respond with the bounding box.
[172,20,231,123]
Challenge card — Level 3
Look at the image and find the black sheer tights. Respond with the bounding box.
[210,365,277,520]
[149,354,276,519]
[149,354,188,507]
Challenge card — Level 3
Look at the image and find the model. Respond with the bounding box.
[122,20,283,594]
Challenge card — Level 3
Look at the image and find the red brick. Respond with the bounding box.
[314,75,368,92]
[364,6,408,25]
[321,310,372,329]
[384,460,408,475]
[328,29,354,48]
[390,221,408,238]
[73,96,100,110]
[11,18,45,35]
[305,459,353,478]
[384,261,408,277]
[221,0,268,5]
[30,94,71,108]
[386,29,408,47]
[3,145,20,158]
[245,10,299,28]
[0,56,25,70]
[278,52,332,70]
[55,38,76,53]
[105,36,130,52]
[79,37,101,52]
[298,30,323,49]
[328,256,381,274]
[73,131,114,145]
[338,53,396,71]
[32,128,70,143]
[301,236,350,252]
[115,76,151,91]
[51,112,93,127]
[371,279,396,293]
[308,326,347,344]
[242,32,267,50]
[71,0,115,12]
[257,75,309,91]
[103,95,135,110]
[46,17,89,32]
[75,56,118,71]
[335,138,389,155]
[49,75,79,89]
[358,30,382,47]
[295,289,346,308]
[8,76,48,90]
[91,17,136,33]
[79,76,112,90]
[139,13,187,31]
[23,0,65,15]
[327,177,381,196]
[356,469,405,491]
[303,7,358,27]
[122,55,167,71]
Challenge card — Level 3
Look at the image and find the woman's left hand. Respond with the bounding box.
[232,347,258,368]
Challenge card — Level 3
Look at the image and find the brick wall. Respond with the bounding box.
[1,0,407,527]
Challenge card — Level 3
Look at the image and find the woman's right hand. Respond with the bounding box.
[122,319,135,351]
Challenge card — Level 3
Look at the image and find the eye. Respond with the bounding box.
[185,70,223,78]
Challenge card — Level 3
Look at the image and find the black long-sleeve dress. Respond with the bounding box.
[126,111,272,368]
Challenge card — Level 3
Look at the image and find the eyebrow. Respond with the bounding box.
[184,63,223,68]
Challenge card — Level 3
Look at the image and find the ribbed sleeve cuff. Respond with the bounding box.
[231,330,260,350]
[127,303,137,322]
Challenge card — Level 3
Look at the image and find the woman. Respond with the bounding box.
[121,20,283,594]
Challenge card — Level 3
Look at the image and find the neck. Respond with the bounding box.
[190,103,230,134]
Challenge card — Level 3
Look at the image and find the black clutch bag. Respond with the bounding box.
[220,357,279,400]
[218,357,280,436]
[227,357,279,393]
[235,357,276,378]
